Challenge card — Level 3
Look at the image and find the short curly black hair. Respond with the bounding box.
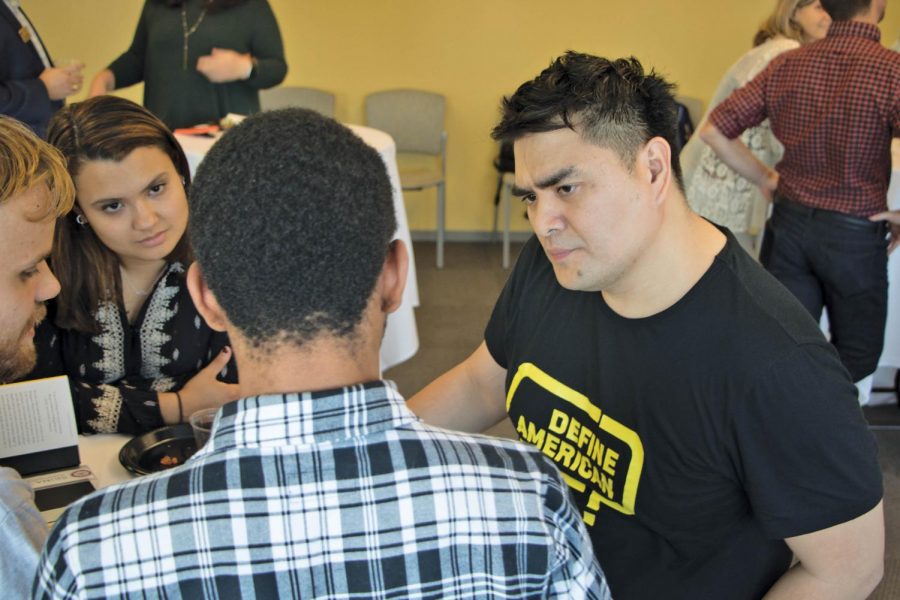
[492,52,683,188]
[820,0,871,20]
[189,109,397,349]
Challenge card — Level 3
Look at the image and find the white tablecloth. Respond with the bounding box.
[79,434,132,488]
[878,139,900,369]
[175,124,419,371]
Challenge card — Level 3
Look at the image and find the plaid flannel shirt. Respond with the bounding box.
[709,21,900,216]
[34,381,609,599]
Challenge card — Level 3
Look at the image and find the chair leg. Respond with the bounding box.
[492,172,503,240]
[436,181,445,269]
[502,175,511,269]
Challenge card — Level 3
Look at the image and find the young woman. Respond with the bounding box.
[680,0,831,255]
[28,95,239,434]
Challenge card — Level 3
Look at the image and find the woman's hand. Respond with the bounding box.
[161,347,240,423]
[196,48,253,83]
[87,69,115,98]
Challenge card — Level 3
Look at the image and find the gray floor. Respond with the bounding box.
[386,240,900,598]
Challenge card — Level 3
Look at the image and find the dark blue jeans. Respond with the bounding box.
[760,197,889,382]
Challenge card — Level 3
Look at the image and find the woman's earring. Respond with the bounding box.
[75,213,88,226]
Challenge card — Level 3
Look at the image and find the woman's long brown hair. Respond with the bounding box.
[46,96,193,333]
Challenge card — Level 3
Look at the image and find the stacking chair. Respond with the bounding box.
[365,89,447,268]
[671,95,704,154]
[260,86,336,118]
[492,140,516,268]
[675,96,705,138]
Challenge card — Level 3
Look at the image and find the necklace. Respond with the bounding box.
[120,268,154,298]
[181,2,208,70]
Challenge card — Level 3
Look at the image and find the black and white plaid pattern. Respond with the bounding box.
[35,381,609,599]
[710,21,900,216]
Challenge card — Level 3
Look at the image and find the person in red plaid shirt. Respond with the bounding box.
[700,0,900,387]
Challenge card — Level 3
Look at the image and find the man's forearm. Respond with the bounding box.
[764,561,882,599]
[407,342,508,433]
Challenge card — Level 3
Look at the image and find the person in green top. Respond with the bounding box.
[88,0,286,129]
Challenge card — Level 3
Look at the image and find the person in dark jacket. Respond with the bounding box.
[0,0,82,137]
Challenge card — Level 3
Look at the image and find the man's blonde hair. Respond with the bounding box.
[0,115,74,219]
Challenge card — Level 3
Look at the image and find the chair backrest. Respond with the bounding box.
[675,95,705,130]
[494,140,514,173]
[259,86,336,118]
[364,89,445,155]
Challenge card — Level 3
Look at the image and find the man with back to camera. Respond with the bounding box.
[0,116,74,597]
[408,52,885,598]
[700,0,900,395]
[34,108,611,599]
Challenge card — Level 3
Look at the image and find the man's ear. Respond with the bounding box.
[186,262,228,332]
[641,136,672,204]
[379,239,409,314]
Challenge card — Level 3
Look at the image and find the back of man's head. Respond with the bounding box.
[0,116,73,218]
[189,109,397,350]
[492,51,684,187]
[821,0,873,20]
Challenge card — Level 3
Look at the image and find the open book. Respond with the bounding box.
[0,376,95,525]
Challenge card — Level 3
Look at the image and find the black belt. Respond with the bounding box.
[774,195,885,232]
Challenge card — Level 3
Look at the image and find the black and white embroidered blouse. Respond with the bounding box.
[28,262,235,435]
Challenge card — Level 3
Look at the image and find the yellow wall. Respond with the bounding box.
[26,0,900,234]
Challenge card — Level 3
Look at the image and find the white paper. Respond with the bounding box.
[0,376,77,459]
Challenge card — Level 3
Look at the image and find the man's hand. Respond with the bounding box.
[39,63,84,100]
[869,210,900,255]
[196,48,253,83]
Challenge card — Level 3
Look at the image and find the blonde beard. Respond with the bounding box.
[0,304,45,384]
[0,338,37,384]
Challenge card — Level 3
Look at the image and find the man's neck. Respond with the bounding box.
[602,196,726,319]
[233,335,383,399]
[849,3,883,26]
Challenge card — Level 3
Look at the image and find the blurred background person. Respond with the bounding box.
[0,0,83,138]
[680,0,831,255]
[25,96,239,435]
[700,0,899,393]
[88,0,286,129]
[0,115,73,598]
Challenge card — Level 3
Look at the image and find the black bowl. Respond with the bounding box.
[118,423,198,476]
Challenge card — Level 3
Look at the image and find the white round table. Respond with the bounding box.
[175,124,419,371]
[78,434,132,488]
[877,139,900,370]
[824,140,900,401]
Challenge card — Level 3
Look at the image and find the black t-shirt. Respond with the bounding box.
[485,233,882,599]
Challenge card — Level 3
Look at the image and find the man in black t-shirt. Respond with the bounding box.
[408,52,885,599]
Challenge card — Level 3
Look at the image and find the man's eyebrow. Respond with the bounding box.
[511,166,577,197]
[19,251,51,272]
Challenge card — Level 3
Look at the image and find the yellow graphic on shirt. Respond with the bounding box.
[507,362,644,526]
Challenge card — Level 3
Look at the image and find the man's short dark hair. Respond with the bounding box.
[492,52,683,187]
[190,109,397,348]
[821,0,871,20]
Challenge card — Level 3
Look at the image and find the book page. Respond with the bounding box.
[0,376,77,459]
